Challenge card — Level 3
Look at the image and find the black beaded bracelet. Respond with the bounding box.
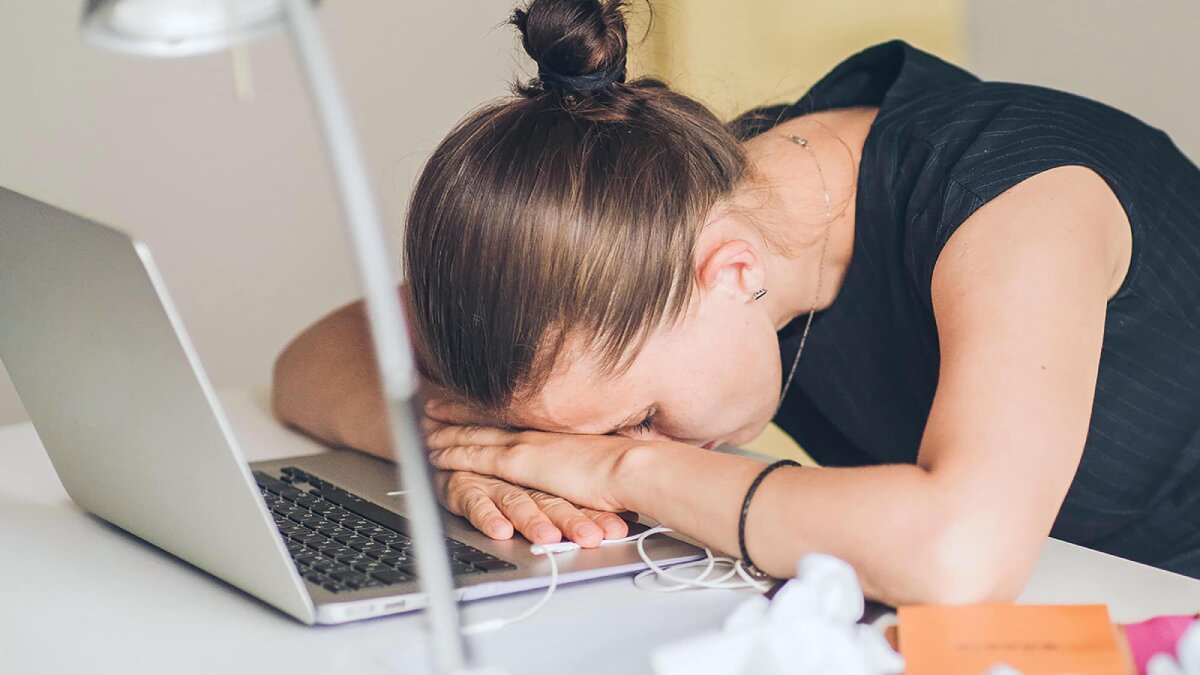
[737,459,801,577]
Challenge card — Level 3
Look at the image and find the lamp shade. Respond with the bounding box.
[81,0,314,57]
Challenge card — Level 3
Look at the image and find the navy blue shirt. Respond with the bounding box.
[733,41,1200,578]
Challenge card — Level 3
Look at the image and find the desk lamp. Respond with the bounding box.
[81,1,480,672]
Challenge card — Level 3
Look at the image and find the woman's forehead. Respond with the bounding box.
[508,320,695,431]
[510,371,624,433]
[510,349,648,433]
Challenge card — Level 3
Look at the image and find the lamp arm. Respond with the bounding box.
[280,1,469,672]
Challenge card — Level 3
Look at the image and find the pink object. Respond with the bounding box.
[1125,615,1198,675]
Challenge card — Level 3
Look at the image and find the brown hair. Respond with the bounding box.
[404,0,750,414]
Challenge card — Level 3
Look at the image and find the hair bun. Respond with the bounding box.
[512,0,629,95]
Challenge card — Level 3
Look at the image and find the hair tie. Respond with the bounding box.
[538,57,626,93]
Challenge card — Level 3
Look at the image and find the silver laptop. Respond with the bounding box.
[0,186,704,625]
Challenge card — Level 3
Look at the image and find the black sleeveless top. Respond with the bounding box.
[735,41,1200,578]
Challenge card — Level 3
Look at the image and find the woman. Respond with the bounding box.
[272,0,1200,606]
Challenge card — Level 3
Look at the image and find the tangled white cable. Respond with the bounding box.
[461,524,768,635]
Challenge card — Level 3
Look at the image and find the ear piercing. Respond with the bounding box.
[753,289,768,301]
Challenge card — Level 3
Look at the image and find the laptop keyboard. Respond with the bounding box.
[254,466,516,594]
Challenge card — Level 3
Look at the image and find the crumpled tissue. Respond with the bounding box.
[651,553,904,675]
[1148,620,1200,675]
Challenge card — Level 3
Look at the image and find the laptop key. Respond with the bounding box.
[310,541,349,557]
[378,552,409,566]
[353,560,387,574]
[337,553,371,566]
[309,501,337,516]
[454,551,493,564]
[331,570,370,584]
[359,543,390,557]
[371,569,412,585]
[287,510,320,523]
[324,508,352,522]
[309,560,342,575]
[276,485,305,501]
[474,559,516,572]
[253,470,287,490]
[289,531,323,545]
[342,536,373,550]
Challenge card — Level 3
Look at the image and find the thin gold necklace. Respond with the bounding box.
[776,133,834,414]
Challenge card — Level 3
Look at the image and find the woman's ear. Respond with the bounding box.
[695,238,766,301]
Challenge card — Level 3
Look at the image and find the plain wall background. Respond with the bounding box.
[1,1,1198,429]
[968,0,1200,162]
[0,0,521,425]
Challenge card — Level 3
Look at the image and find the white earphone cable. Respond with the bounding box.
[461,524,770,634]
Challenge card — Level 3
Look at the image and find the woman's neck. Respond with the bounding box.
[740,107,877,331]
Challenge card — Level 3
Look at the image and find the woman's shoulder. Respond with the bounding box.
[883,79,1163,198]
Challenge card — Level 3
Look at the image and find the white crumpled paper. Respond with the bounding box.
[1148,620,1200,675]
[651,554,905,675]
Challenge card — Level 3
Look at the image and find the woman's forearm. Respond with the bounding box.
[615,443,1015,606]
[271,300,392,458]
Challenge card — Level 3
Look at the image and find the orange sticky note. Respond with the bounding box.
[897,604,1127,675]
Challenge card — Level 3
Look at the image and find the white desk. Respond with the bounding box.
[3,389,1199,674]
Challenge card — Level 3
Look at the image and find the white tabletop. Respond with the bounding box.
[3,388,1198,675]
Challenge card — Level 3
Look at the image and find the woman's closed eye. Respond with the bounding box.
[631,411,655,434]
[607,409,657,437]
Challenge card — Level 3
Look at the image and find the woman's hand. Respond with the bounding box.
[432,470,630,548]
[421,398,632,547]
[423,398,657,521]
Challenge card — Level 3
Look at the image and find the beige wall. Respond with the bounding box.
[631,0,963,120]
[966,0,1200,162]
[7,1,1187,436]
[0,1,522,425]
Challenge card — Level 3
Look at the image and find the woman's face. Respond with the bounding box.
[507,277,784,449]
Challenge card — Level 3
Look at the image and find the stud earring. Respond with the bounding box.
[752,289,768,301]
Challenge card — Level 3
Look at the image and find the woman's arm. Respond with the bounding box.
[271,290,630,546]
[271,298,393,458]
[428,165,1133,605]
[617,165,1130,605]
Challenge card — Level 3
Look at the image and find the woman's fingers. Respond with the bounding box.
[526,490,605,548]
[580,508,631,540]
[425,424,519,452]
[435,471,514,540]
[421,414,448,435]
[435,470,629,547]
[486,482,563,545]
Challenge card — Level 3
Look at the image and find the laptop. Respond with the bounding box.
[0,186,704,625]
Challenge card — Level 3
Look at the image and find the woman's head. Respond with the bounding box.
[404,0,787,447]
